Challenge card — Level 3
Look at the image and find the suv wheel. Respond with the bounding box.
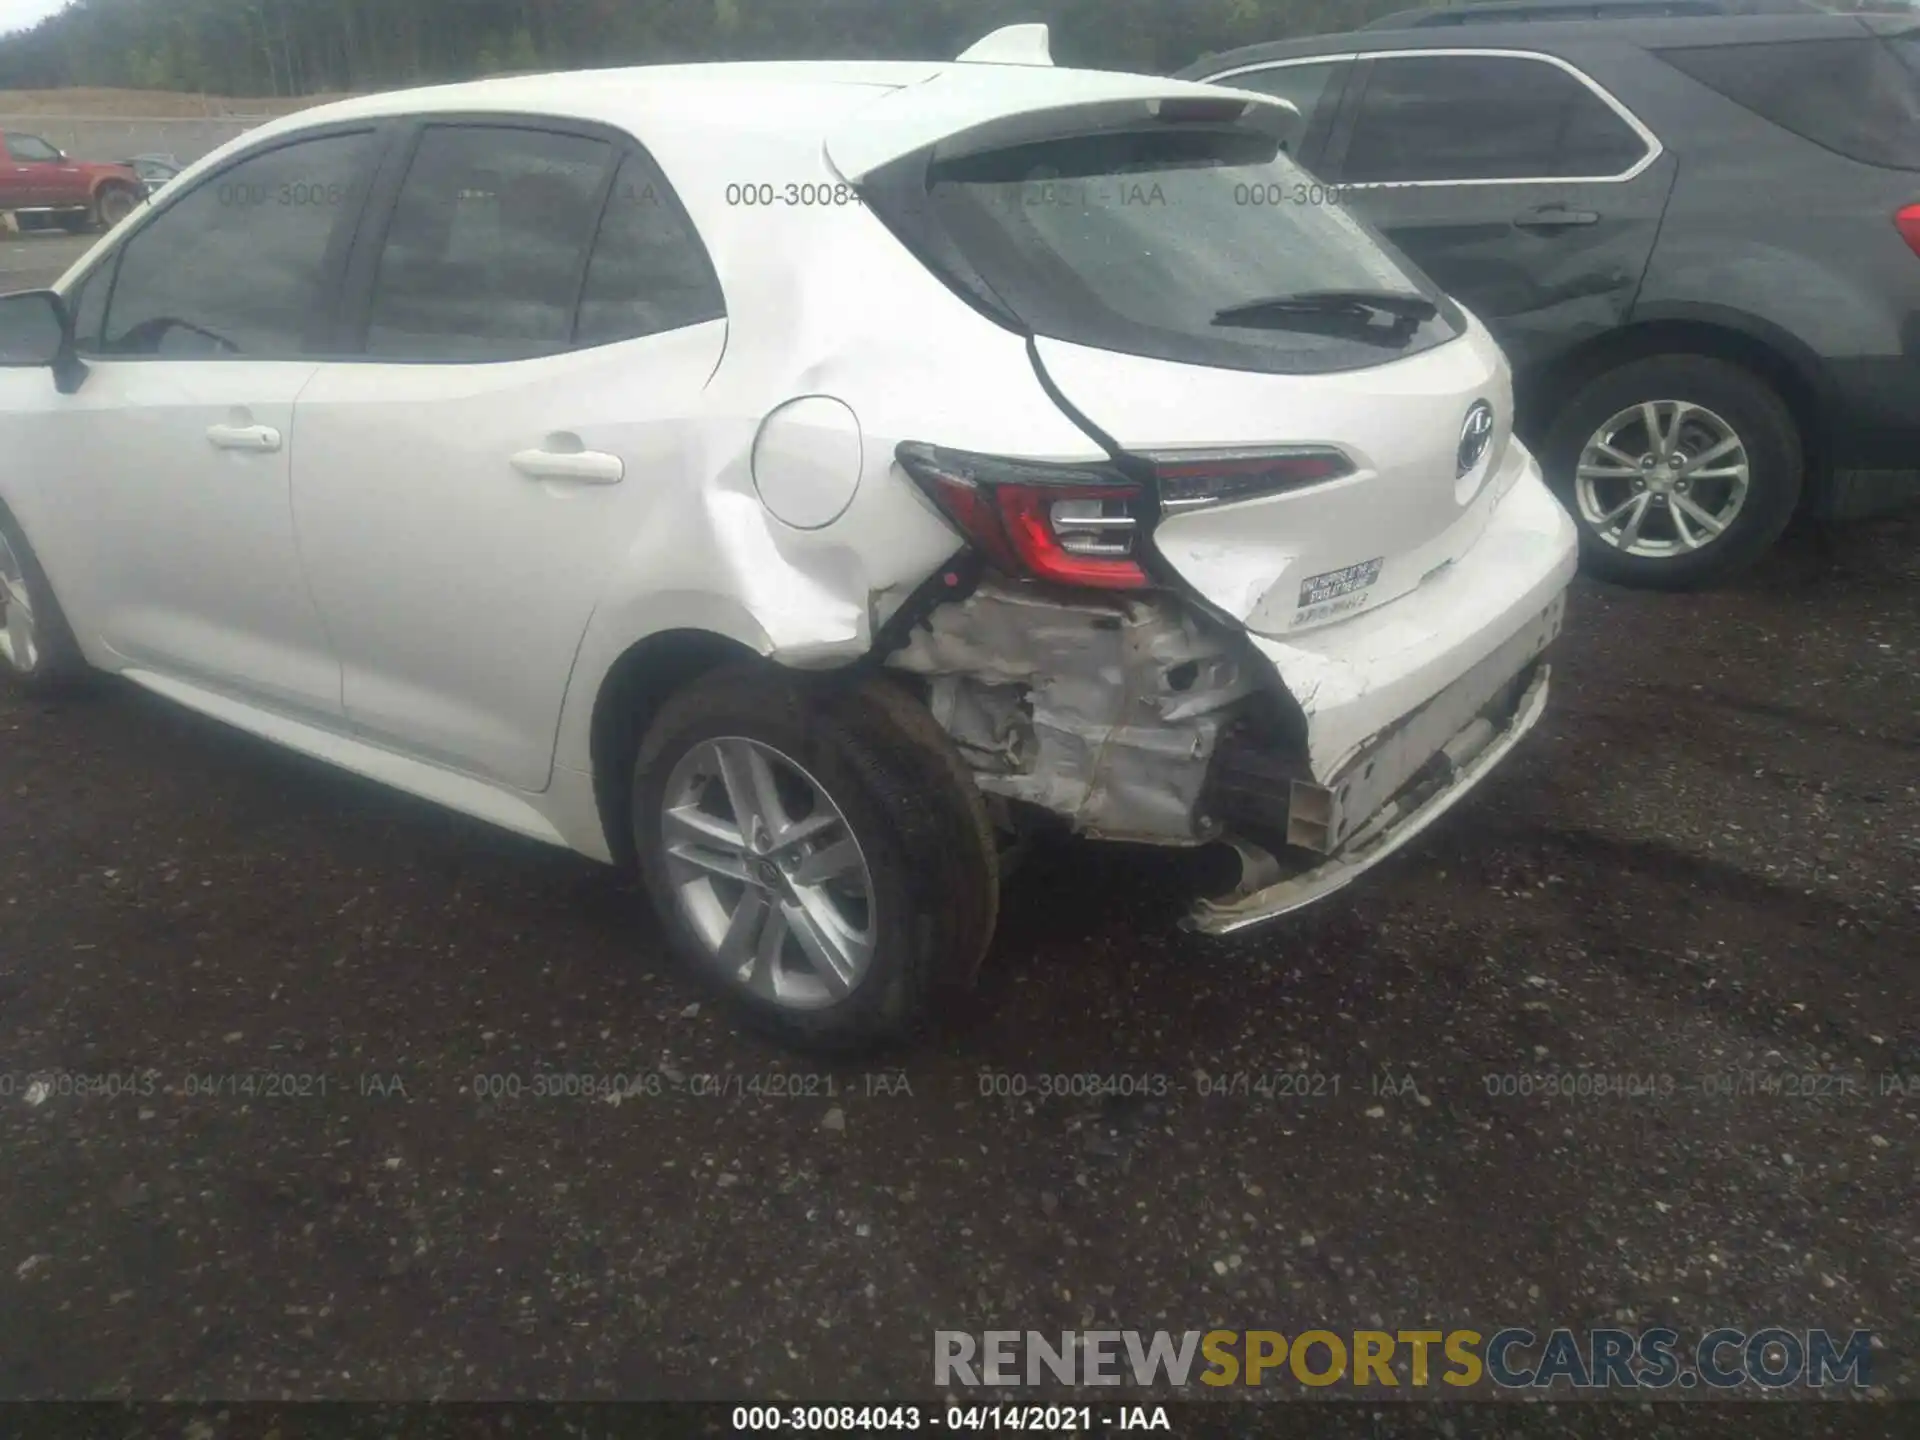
[631,666,998,1052]
[1542,355,1801,589]
[94,185,140,229]
[0,511,89,693]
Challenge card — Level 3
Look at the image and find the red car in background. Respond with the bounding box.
[0,130,146,232]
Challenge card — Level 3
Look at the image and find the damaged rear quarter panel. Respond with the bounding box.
[550,127,1103,782]
[884,580,1263,843]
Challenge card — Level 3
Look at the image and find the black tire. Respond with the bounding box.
[631,664,998,1053]
[0,508,90,694]
[1541,355,1802,590]
[94,185,140,229]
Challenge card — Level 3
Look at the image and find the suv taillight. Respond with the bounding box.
[1895,204,1920,258]
[896,442,1150,590]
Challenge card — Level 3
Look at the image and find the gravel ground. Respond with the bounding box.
[0,512,1916,1407]
[0,231,94,293]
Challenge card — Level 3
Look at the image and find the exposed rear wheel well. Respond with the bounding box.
[1519,321,1828,504]
[588,629,762,866]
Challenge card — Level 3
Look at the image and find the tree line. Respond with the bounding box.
[0,0,1414,97]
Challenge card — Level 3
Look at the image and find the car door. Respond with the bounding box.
[291,120,727,791]
[3,132,72,207]
[11,127,383,718]
[0,133,34,207]
[1318,49,1676,373]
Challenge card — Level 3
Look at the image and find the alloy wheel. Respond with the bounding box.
[659,736,876,1010]
[1573,399,1750,559]
[0,528,39,674]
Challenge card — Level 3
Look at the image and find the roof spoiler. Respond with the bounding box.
[955,23,1054,66]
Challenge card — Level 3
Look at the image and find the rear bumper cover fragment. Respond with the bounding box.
[1187,660,1551,936]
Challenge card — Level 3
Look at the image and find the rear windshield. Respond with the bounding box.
[1657,32,1920,171]
[902,126,1462,376]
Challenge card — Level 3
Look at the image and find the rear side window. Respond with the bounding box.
[1342,54,1648,182]
[575,151,725,347]
[1657,36,1920,171]
[365,125,613,360]
[362,127,721,358]
[898,124,1461,376]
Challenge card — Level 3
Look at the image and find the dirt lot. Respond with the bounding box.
[0,510,1916,1407]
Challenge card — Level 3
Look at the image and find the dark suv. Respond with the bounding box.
[1180,11,1920,587]
[1361,0,1826,28]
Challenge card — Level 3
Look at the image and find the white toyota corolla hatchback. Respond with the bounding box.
[0,28,1576,1048]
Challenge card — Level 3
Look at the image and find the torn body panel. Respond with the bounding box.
[547,75,1577,914]
[884,580,1260,843]
[880,447,1577,930]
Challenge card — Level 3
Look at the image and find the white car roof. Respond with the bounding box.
[234,59,1288,181]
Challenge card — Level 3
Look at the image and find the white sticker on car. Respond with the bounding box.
[1294,592,1375,627]
[1297,556,1384,610]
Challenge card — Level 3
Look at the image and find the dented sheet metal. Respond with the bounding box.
[1242,457,1579,783]
[882,449,1574,852]
[885,581,1255,842]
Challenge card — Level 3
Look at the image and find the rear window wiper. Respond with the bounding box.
[1211,289,1440,329]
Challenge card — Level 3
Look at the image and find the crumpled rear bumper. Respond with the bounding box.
[1188,658,1552,935]
[1183,449,1574,934]
[1243,446,1576,786]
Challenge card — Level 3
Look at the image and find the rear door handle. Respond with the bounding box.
[509,448,624,485]
[205,422,282,453]
[1514,205,1600,230]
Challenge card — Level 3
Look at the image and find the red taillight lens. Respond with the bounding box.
[1896,204,1920,258]
[896,442,1151,590]
[1150,447,1354,514]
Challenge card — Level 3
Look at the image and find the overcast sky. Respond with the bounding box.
[0,0,68,38]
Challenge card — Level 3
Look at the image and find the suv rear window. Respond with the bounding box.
[888,125,1460,376]
[1657,33,1920,171]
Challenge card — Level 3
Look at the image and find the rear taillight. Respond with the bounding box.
[896,442,1151,590]
[1148,447,1354,514]
[1896,204,1920,258]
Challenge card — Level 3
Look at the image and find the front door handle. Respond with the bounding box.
[509,448,624,485]
[205,422,282,453]
[1514,204,1600,230]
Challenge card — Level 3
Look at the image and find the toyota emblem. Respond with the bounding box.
[1457,400,1495,478]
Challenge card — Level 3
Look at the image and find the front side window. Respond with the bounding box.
[6,134,61,162]
[364,125,613,360]
[1342,54,1647,182]
[100,130,375,357]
